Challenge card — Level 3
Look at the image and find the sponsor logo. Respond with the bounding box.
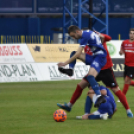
[33,46,41,52]
[112,58,125,77]
[92,61,99,67]
[48,64,89,80]
[128,44,132,46]
[58,47,69,52]
[0,45,23,56]
[106,43,116,56]
[130,74,133,78]
[112,64,124,72]
[112,83,115,86]
[0,64,38,82]
[27,44,79,62]
[0,64,36,77]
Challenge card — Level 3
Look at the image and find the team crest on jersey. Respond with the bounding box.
[130,74,133,78]
[112,83,115,86]
[92,61,99,67]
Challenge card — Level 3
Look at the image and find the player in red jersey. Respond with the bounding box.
[119,28,134,96]
[58,32,133,118]
[83,32,133,117]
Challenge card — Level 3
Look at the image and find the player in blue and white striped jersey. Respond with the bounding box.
[57,25,107,108]
[76,85,117,120]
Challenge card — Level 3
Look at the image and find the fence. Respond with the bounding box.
[0,35,52,44]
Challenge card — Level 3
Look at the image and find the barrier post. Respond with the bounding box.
[118,34,121,40]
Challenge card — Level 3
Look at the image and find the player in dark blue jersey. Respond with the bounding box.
[58,25,107,108]
[76,85,117,120]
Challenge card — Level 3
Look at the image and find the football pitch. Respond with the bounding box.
[0,77,134,134]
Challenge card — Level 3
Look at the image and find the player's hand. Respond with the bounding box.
[57,62,66,67]
[119,51,122,55]
[93,30,100,35]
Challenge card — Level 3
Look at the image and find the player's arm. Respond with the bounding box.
[94,30,111,43]
[94,30,104,43]
[58,46,83,67]
[119,48,124,55]
[119,42,125,55]
[109,108,117,119]
[102,34,111,42]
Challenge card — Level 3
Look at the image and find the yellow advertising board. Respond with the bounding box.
[27,44,81,62]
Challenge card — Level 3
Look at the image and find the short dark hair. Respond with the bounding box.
[130,28,134,32]
[68,25,81,34]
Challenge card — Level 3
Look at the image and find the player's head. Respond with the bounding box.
[129,28,134,41]
[68,25,82,39]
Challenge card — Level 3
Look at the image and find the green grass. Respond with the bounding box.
[0,77,134,134]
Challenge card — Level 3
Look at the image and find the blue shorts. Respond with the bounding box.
[98,96,116,116]
[85,54,106,73]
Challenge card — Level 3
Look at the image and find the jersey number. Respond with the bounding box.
[91,32,101,45]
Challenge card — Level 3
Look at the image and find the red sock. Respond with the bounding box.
[70,84,83,104]
[122,84,129,95]
[130,80,134,86]
[115,90,129,110]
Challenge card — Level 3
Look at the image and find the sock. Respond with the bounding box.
[127,109,132,113]
[92,94,98,104]
[86,75,101,95]
[69,51,76,69]
[67,102,73,108]
[122,84,129,95]
[130,80,134,86]
[88,115,101,119]
[115,90,129,110]
[85,96,92,114]
[70,84,83,104]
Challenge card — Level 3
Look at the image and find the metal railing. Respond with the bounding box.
[0,35,52,44]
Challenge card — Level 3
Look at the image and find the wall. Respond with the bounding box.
[0,17,133,42]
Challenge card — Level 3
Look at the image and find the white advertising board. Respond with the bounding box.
[106,40,124,58]
[0,44,34,63]
[36,63,90,81]
[0,63,44,83]
[0,41,125,83]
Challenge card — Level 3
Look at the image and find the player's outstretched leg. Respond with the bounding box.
[130,80,134,86]
[76,113,108,120]
[57,84,83,112]
[115,90,133,118]
[85,96,92,114]
[57,102,71,112]
[94,95,106,107]
[58,51,76,76]
[86,75,106,107]
[58,67,73,76]
[127,110,133,118]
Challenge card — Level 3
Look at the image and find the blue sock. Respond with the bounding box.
[69,51,76,69]
[88,115,101,119]
[85,96,92,114]
[87,75,101,95]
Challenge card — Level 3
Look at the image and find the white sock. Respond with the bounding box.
[127,109,132,113]
[92,94,101,104]
[96,95,101,99]
[67,102,73,108]
[100,114,103,118]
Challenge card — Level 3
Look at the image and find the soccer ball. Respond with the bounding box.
[53,109,67,122]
